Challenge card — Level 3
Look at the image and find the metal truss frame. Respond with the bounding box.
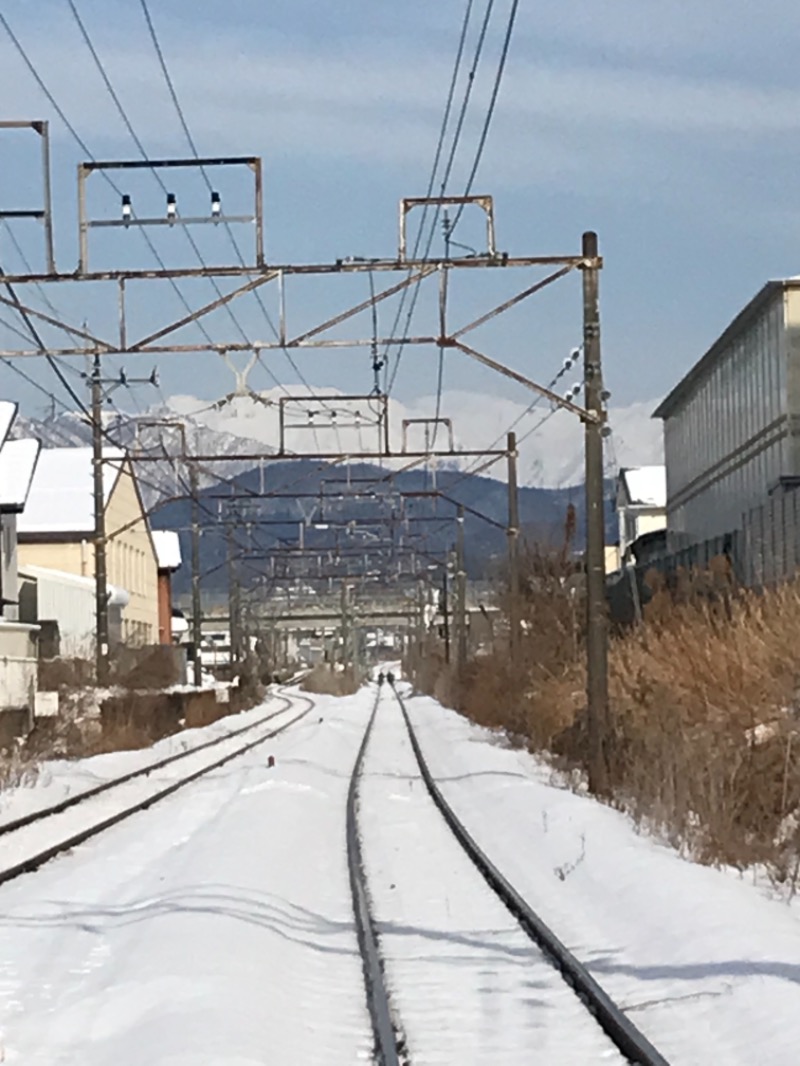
[0,120,55,273]
[0,164,600,424]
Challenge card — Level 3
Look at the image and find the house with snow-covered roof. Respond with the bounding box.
[0,400,42,730]
[18,446,159,648]
[151,529,183,644]
[615,466,667,567]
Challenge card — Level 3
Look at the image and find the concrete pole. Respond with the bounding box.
[456,506,468,672]
[441,566,451,665]
[340,581,350,670]
[190,461,203,687]
[91,353,109,684]
[507,431,520,656]
[582,230,610,794]
[227,527,242,667]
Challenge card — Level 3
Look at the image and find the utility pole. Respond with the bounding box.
[91,354,109,684]
[582,230,609,794]
[507,431,521,657]
[416,579,426,665]
[227,527,242,669]
[456,506,467,673]
[441,567,451,665]
[190,460,203,687]
[90,356,157,683]
[340,581,350,671]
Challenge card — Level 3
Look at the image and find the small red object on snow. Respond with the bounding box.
[267,755,275,768]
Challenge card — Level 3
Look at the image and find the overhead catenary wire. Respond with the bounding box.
[64,0,302,403]
[137,0,332,409]
[0,10,222,354]
[449,0,520,235]
[385,0,494,397]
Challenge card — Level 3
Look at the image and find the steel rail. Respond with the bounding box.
[389,682,671,1066]
[0,693,294,838]
[346,689,405,1066]
[0,691,315,888]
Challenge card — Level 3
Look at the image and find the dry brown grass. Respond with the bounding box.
[413,546,800,883]
[300,665,360,697]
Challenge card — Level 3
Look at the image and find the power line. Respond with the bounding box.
[137,0,329,407]
[382,0,476,396]
[0,12,226,354]
[385,0,493,397]
[450,0,520,234]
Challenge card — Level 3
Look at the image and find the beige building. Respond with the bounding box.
[18,447,159,646]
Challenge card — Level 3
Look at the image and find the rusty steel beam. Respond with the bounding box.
[0,336,441,359]
[128,272,280,350]
[448,339,599,424]
[286,267,437,346]
[0,254,592,286]
[450,265,577,340]
[0,292,114,349]
[129,448,509,463]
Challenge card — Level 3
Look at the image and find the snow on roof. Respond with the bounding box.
[0,438,41,512]
[152,530,182,571]
[19,563,128,606]
[18,446,126,535]
[0,401,18,449]
[620,465,667,508]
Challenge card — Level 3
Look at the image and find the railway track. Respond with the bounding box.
[348,680,671,1065]
[0,687,314,888]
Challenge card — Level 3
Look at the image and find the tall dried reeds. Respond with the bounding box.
[415,544,800,882]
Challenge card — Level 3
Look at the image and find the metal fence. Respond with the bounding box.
[630,485,800,590]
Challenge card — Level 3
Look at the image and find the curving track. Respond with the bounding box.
[348,680,671,1065]
[0,686,314,888]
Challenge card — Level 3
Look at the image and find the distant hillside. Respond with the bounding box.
[150,459,614,593]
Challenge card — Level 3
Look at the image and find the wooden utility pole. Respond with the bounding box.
[507,431,520,656]
[456,506,467,673]
[582,230,610,793]
[91,353,109,684]
[190,461,203,687]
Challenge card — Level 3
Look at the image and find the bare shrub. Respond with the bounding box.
[0,741,39,791]
[301,665,360,697]
[413,536,800,883]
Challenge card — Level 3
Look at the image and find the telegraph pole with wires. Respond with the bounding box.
[90,355,109,683]
[581,231,610,795]
[189,460,203,687]
[506,432,521,657]
[456,505,467,674]
[89,354,157,683]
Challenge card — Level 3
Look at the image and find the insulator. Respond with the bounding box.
[121,194,132,224]
[211,191,221,218]
[166,192,177,220]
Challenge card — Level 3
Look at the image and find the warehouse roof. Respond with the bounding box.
[619,466,667,509]
[653,279,799,419]
[18,447,126,535]
[152,530,182,572]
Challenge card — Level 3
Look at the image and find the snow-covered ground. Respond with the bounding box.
[359,687,624,1064]
[0,688,294,829]
[401,684,800,1065]
[2,677,800,1063]
[0,687,374,1064]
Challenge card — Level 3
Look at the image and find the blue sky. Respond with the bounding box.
[2,0,800,438]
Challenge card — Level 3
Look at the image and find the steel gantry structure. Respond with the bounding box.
[0,133,610,789]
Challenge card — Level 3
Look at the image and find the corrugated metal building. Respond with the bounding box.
[655,279,800,553]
